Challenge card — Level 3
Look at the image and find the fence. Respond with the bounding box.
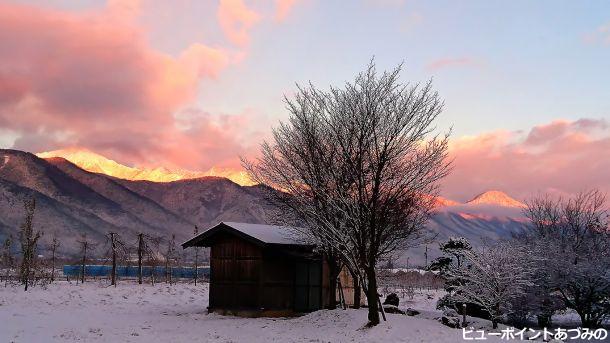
[62,265,210,279]
[377,269,445,300]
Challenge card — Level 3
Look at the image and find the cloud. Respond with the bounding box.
[426,57,479,71]
[274,0,298,22]
[443,118,610,201]
[106,0,142,21]
[0,2,265,171]
[364,0,407,7]
[399,12,423,32]
[217,0,261,47]
[583,22,610,46]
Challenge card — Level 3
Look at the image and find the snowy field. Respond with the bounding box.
[0,281,503,343]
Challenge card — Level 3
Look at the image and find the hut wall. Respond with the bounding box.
[293,260,323,311]
[261,255,294,310]
[207,231,327,314]
[321,259,330,309]
[209,232,262,310]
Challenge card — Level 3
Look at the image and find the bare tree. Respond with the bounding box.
[49,232,60,283]
[193,226,200,285]
[443,243,536,329]
[2,235,13,287]
[521,190,610,328]
[107,232,127,287]
[77,233,94,283]
[147,237,161,285]
[135,233,161,285]
[19,198,42,291]
[244,61,451,325]
[164,234,176,284]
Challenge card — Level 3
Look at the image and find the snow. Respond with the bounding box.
[0,281,503,343]
[386,268,439,275]
[35,148,254,186]
[0,154,8,170]
[222,222,304,245]
[465,190,525,208]
[186,221,304,246]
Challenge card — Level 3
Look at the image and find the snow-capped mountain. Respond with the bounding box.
[36,148,254,186]
[465,190,526,208]
[398,192,530,266]
[1,148,530,261]
[433,195,461,207]
[0,149,268,255]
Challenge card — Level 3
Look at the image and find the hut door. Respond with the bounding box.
[294,261,322,312]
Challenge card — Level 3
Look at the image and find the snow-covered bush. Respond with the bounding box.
[434,191,610,330]
[443,242,535,329]
[520,190,610,328]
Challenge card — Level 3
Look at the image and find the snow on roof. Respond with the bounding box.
[182,221,309,248]
[221,222,302,245]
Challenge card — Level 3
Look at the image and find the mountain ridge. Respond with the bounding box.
[0,149,269,255]
[0,148,529,262]
[36,148,255,186]
[36,149,528,209]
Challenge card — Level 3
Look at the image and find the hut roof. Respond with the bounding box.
[181,221,308,248]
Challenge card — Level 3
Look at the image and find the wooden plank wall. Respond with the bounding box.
[209,233,262,309]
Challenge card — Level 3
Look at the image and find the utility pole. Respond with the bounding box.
[193,226,199,286]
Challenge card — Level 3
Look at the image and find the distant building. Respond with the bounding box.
[183,222,340,316]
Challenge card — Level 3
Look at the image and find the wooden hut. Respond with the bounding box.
[182,222,331,316]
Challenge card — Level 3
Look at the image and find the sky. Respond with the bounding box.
[0,0,609,201]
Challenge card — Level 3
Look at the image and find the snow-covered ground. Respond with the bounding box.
[0,281,501,343]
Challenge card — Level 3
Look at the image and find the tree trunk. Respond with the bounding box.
[194,248,199,286]
[462,303,467,328]
[351,270,361,309]
[110,233,117,286]
[491,304,500,329]
[50,244,56,283]
[328,275,338,310]
[150,260,156,286]
[580,312,588,328]
[137,234,143,285]
[327,257,340,310]
[579,312,599,329]
[80,243,87,284]
[537,314,551,328]
[366,266,380,325]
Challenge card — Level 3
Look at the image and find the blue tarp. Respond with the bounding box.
[62,265,210,278]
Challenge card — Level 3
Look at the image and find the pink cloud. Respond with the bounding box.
[0,2,267,171]
[426,57,479,71]
[217,0,261,47]
[583,22,610,46]
[274,0,298,22]
[443,118,610,202]
[106,0,142,21]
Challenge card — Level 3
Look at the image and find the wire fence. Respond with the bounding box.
[0,265,211,285]
[62,265,210,278]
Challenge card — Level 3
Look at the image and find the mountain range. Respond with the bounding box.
[36,148,255,186]
[0,148,529,264]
